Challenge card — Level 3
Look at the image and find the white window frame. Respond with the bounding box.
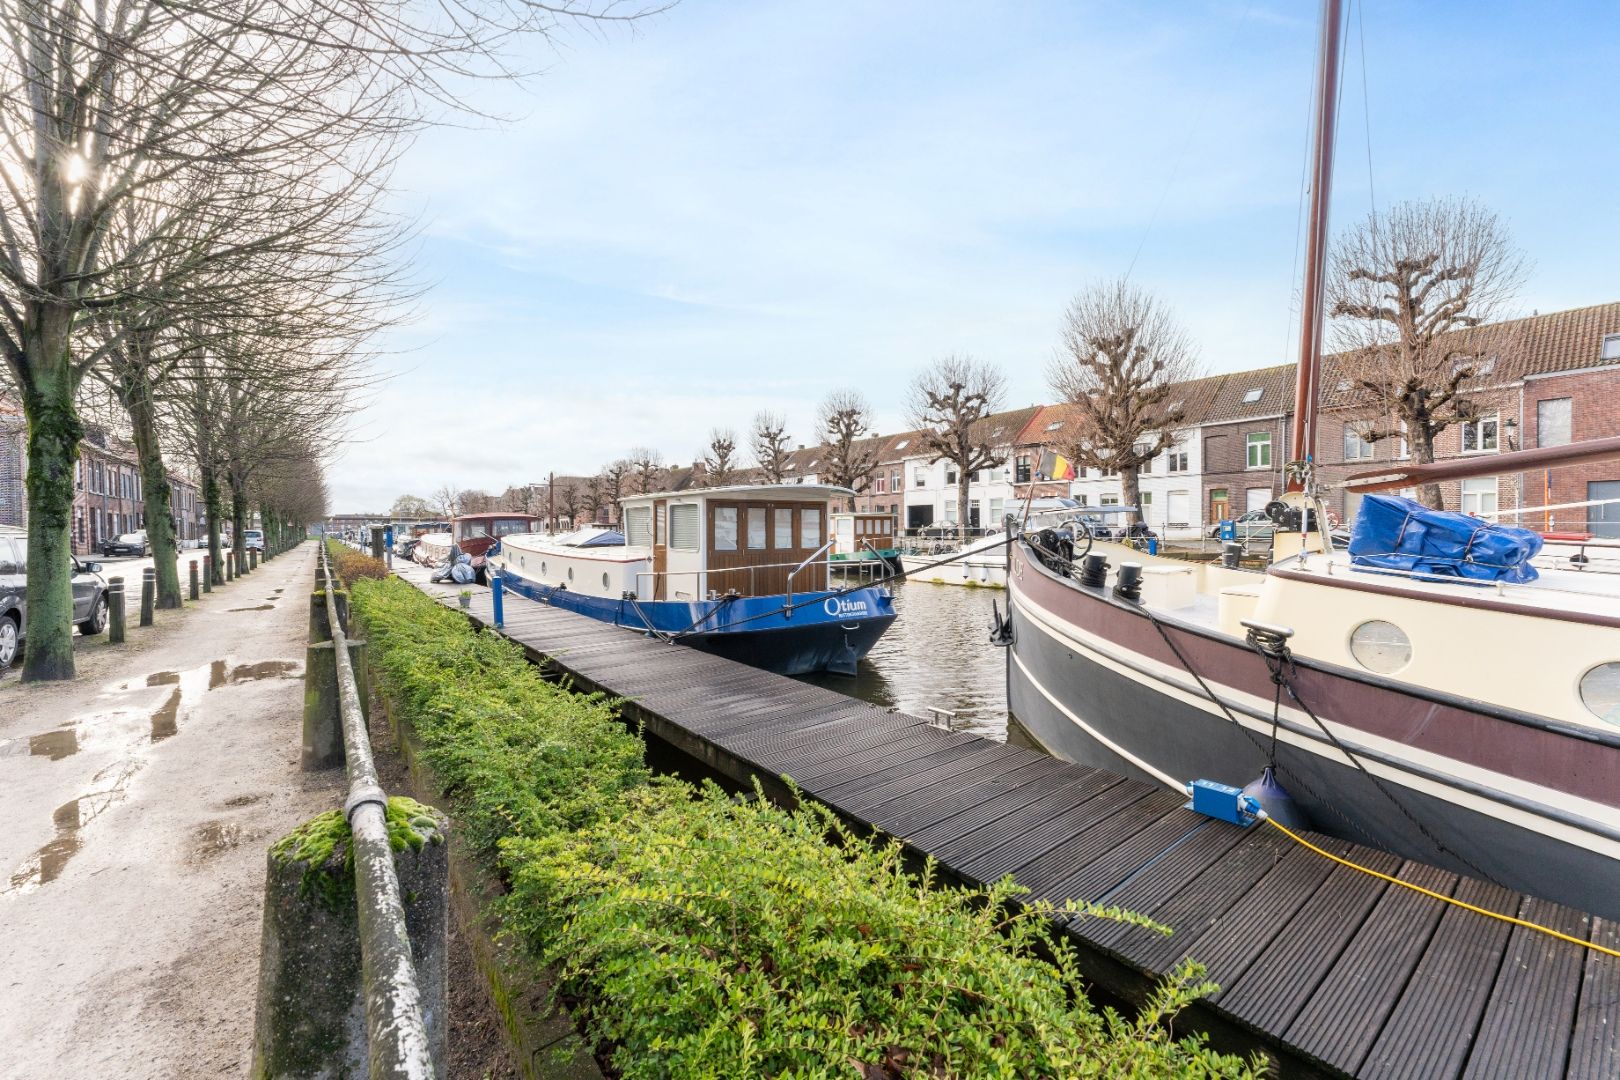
[669,503,701,551]
[799,507,821,549]
[746,507,767,550]
[772,508,793,549]
[1343,424,1374,461]
[1246,432,1272,470]
[1460,414,1500,454]
[1460,477,1499,518]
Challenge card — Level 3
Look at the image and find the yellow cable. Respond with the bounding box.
[1261,817,1620,960]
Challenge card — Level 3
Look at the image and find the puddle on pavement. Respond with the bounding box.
[209,660,228,689]
[6,758,142,893]
[149,688,181,742]
[229,604,274,612]
[145,671,179,687]
[189,820,253,862]
[230,660,299,682]
[0,727,81,760]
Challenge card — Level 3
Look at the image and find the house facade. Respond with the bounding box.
[0,396,24,528]
[898,407,1038,533]
[72,429,203,555]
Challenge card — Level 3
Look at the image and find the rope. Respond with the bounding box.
[1264,817,1620,960]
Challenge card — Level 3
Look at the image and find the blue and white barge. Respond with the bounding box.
[486,484,896,676]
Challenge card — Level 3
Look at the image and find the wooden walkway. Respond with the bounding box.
[390,561,1618,1079]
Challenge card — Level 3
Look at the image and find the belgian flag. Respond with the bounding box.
[1038,450,1076,481]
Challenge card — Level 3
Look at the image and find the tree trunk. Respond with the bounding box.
[19,308,83,681]
[1411,424,1444,510]
[123,369,183,608]
[956,473,971,543]
[231,483,248,575]
[203,464,225,584]
[1121,467,1143,527]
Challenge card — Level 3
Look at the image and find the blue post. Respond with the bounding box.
[1147,537,1159,556]
[491,573,505,628]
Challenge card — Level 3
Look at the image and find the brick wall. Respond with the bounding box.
[1519,369,1620,534]
[1200,416,1290,521]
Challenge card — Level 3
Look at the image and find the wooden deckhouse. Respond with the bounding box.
[618,484,847,601]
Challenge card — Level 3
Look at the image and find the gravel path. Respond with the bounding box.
[0,545,343,1078]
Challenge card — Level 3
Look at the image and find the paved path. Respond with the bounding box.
[0,545,342,1078]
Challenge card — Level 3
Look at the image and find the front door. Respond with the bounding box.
[652,499,668,599]
[1589,481,1620,539]
[1209,488,1229,524]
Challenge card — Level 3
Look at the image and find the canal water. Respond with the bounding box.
[800,578,1010,739]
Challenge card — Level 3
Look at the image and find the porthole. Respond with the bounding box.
[541,561,546,575]
[1348,620,1411,674]
[568,567,574,581]
[602,572,610,590]
[1578,663,1620,725]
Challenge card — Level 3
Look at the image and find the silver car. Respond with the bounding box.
[0,531,111,670]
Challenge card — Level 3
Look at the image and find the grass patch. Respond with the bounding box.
[350,576,1262,1078]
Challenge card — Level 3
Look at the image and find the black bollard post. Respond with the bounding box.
[140,567,156,627]
[250,548,259,571]
[189,560,200,601]
[108,578,126,644]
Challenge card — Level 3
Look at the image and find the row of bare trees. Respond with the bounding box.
[0,0,657,679]
[389,196,1527,548]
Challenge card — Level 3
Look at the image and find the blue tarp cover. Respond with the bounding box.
[1348,494,1543,584]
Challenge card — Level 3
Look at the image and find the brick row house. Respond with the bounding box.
[0,396,23,528]
[72,428,203,555]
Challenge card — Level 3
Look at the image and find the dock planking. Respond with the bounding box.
[390,560,1612,1078]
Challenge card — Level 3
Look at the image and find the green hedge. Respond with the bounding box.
[350,576,1261,1079]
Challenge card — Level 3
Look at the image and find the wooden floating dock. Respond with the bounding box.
[391,561,1618,1079]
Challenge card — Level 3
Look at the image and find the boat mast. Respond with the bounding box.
[1286,0,1344,494]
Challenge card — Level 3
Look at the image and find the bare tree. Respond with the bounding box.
[751,412,793,484]
[1049,279,1201,523]
[584,474,606,523]
[817,390,879,508]
[391,494,437,518]
[600,460,631,522]
[704,429,740,486]
[907,356,1008,540]
[628,447,665,494]
[555,479,583,526]
[432,485,462,520]
[1328,197,1529,509]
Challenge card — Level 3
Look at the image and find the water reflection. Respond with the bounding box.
[800,578,1008,739]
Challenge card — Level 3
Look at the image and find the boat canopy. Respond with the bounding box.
[556,527,625,547]
[1347,494,1543,585]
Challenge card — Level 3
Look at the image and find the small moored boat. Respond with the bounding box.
[487,484,896,676]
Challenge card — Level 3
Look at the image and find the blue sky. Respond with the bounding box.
[332,0,1620,510]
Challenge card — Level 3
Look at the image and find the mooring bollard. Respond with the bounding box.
[203,554,213,591]
[139,567,156,627]
[491,572,504,628]
[107,578,126,644]
[189,560,200,601]
[252,803,450,1078]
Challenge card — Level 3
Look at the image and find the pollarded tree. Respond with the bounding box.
[392,494,438,519]
[817,390,879,509]
[628,447,665,494]
[751,412,793,484]
[1049,279,1201,524]
[907,356,1007,540]
[704,429,739,486]
[555,479,583,527]
[1328,197,1529,509]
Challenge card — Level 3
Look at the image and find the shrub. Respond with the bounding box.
[349,576,1260,1079]
[326,539,389,586]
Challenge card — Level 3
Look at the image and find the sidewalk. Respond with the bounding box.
[0,545,344,1078]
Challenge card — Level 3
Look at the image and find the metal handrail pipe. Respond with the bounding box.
[321,546,436,1080]
[786,540,835,614]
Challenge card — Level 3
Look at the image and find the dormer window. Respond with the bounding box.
[1045,421,1063,432]
[1242,388,1263,404]
[1602,334,1620,362]
[991,427,1005,437]
[894,439,909,450]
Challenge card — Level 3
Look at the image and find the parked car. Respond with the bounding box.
[1077,511,1157,543]
[244,529,265,552]
[99,530,150,557]
[0,529,110,669]
[1208,509,1275,542]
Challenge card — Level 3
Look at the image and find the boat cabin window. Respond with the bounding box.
[669,504,700,551]
[773,509,793,549]
[800,508,822,549]
[713,507,738,551]
[1579,663,1620,725]
[747,508,767,549]
[625,506,653,548]
[1349,620,1411,675]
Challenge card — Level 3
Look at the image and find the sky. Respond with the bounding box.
[329,0,1620,511]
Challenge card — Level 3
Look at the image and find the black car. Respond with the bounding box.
[99,530,150,557]
[0,532,110,669]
